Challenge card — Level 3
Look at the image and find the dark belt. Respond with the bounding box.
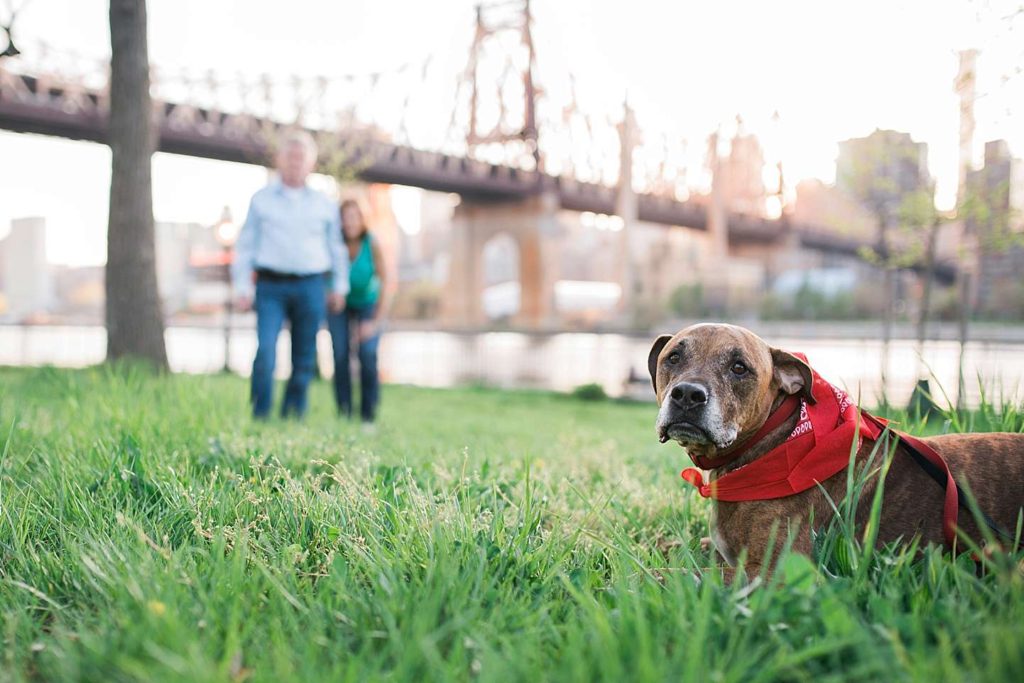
[256,268,329,282]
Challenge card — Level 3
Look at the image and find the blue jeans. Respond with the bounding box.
[251,276,327,419]
[327,304,380,422]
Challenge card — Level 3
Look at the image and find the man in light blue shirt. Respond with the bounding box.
[232,131,348,419]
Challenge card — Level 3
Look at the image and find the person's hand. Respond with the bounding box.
[327,293,346,314]
[236,295,253,312]
[358,319,378,341]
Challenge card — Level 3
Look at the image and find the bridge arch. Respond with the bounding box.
[442,193,561,328]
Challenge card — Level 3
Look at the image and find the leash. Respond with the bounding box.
[861,413,960,548]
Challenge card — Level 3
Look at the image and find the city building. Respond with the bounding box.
[836,129,930,224]
[720,125,767,215]
[158,220,226,314]
[155,221,197,314]
[967,140,1024,318]
[52,265,104,321]
[0,217,52,321]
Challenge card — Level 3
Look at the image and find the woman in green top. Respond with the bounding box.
[328,199,391,423]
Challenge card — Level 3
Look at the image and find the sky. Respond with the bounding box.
[0,0,1021,266]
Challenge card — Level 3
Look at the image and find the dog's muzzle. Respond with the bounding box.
[657,381,738,449]
[657,381,713,444]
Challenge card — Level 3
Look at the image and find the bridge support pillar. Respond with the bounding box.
[444,204,485,326]
[703,132,731,314]
[615,101,638,322]
[443,191,562,328]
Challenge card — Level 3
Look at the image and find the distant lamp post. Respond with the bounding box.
[213,206,238,373]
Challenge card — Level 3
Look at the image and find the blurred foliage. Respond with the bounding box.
[962,178,1023,252]
[836,132,940,274]
[761,283,858,321]
[260,126,364,186]
[571,382,608,401]
[668,283,706,319]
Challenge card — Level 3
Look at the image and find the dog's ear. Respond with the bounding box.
[647,334,673,392]
[770,348,816,404]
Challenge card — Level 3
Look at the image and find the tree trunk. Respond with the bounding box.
[878,213,893,406]
[915,218,939,364]
[880,267,894,404]
[907,217,940,416]
[956,270,973,411]
[106,0,167,368]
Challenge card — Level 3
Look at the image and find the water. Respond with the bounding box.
[2,324,1023,408]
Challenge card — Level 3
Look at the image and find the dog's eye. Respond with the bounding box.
[731,361,749,376]
[667,352,681,365]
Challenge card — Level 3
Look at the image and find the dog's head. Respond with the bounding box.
[648,323,814,459]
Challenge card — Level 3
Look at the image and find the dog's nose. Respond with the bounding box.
[670,382,709,411]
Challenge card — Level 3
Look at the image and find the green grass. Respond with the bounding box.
[0,365,1022,682]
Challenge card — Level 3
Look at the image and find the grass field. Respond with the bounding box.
[0,365,1022,682]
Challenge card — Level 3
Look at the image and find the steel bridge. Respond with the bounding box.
[0,0,956,285]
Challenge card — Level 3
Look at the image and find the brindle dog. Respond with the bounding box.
[649,323,1024,575]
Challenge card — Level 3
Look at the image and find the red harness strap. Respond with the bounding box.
[680,360,962,549]
[860,413,960,548]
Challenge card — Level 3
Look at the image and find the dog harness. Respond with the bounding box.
[679,354,965,548]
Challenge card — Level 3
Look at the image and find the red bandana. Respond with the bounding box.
[680,354,960,548]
